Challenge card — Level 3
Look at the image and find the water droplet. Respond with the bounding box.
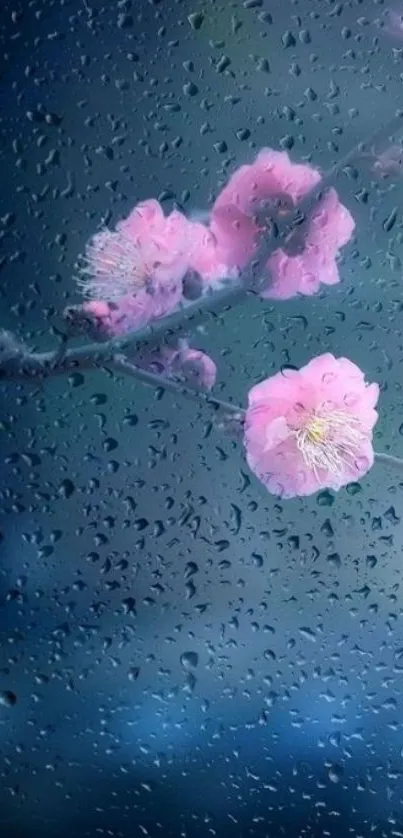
[128,667,140,681]
[299,626,316,642]
[103,437,118,452]
[366,554,377,569]
[180,651,199,670]
[327,552,341,569]
[185,581,196,599]
[183,81,198,97]
[316,490,334,506]
[0,690,17,707]
[58,479,75,499]
[282,30,296,48]
[328,763,344,783]
[188,11,204,29]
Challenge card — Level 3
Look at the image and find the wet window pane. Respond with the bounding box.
[2,1,403,836]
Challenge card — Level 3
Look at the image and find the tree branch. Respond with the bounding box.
[2,111,403,386]
[111,354,245,417]
[374,451,403,471]
[3,329,403,475]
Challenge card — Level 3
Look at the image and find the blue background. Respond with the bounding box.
[1,0,403,835]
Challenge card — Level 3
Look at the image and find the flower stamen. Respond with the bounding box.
[76,230,149,302]
[294,408,365,477]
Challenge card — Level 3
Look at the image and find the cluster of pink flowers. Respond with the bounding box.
[72,148,382,500]
[76,148,355,332]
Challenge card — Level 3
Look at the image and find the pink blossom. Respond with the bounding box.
[209,148,321,272]
[157,342,217,391]
[383,8,403,40]
[186,220,239,288]
[76,199,190,333]
[244,354,379,499]
[371,144,403,178]
[121,341,217,391]
[77,297,155,339]
[207,149,354,299]
[117,199,191,291]
[75,149,355,336]
[263,189,356,300]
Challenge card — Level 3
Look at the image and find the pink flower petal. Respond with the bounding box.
[159,344,217,391]
[207,148,322,280]
[262,190,355,300]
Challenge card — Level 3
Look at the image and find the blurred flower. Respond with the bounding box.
[115,341,217,391]
[209,148,321,269]
[371,144,403,178]
[185,220,239,289]
[383,8,403,39]
[79,295,161,339]
[158,340,217,391]
[208,148,354,299]
[244,354,379,498]
[263,188,355,300]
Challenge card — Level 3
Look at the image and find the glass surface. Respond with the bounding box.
[2,1,403,836]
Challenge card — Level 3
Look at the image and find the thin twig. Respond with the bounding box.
[3,329,403,473]
[374,451,403,470]
[112,354,245,415]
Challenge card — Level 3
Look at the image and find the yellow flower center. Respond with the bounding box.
[304,416,329,445]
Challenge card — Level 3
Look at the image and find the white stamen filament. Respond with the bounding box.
[294,408,365,477]
[75,230,149,302]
